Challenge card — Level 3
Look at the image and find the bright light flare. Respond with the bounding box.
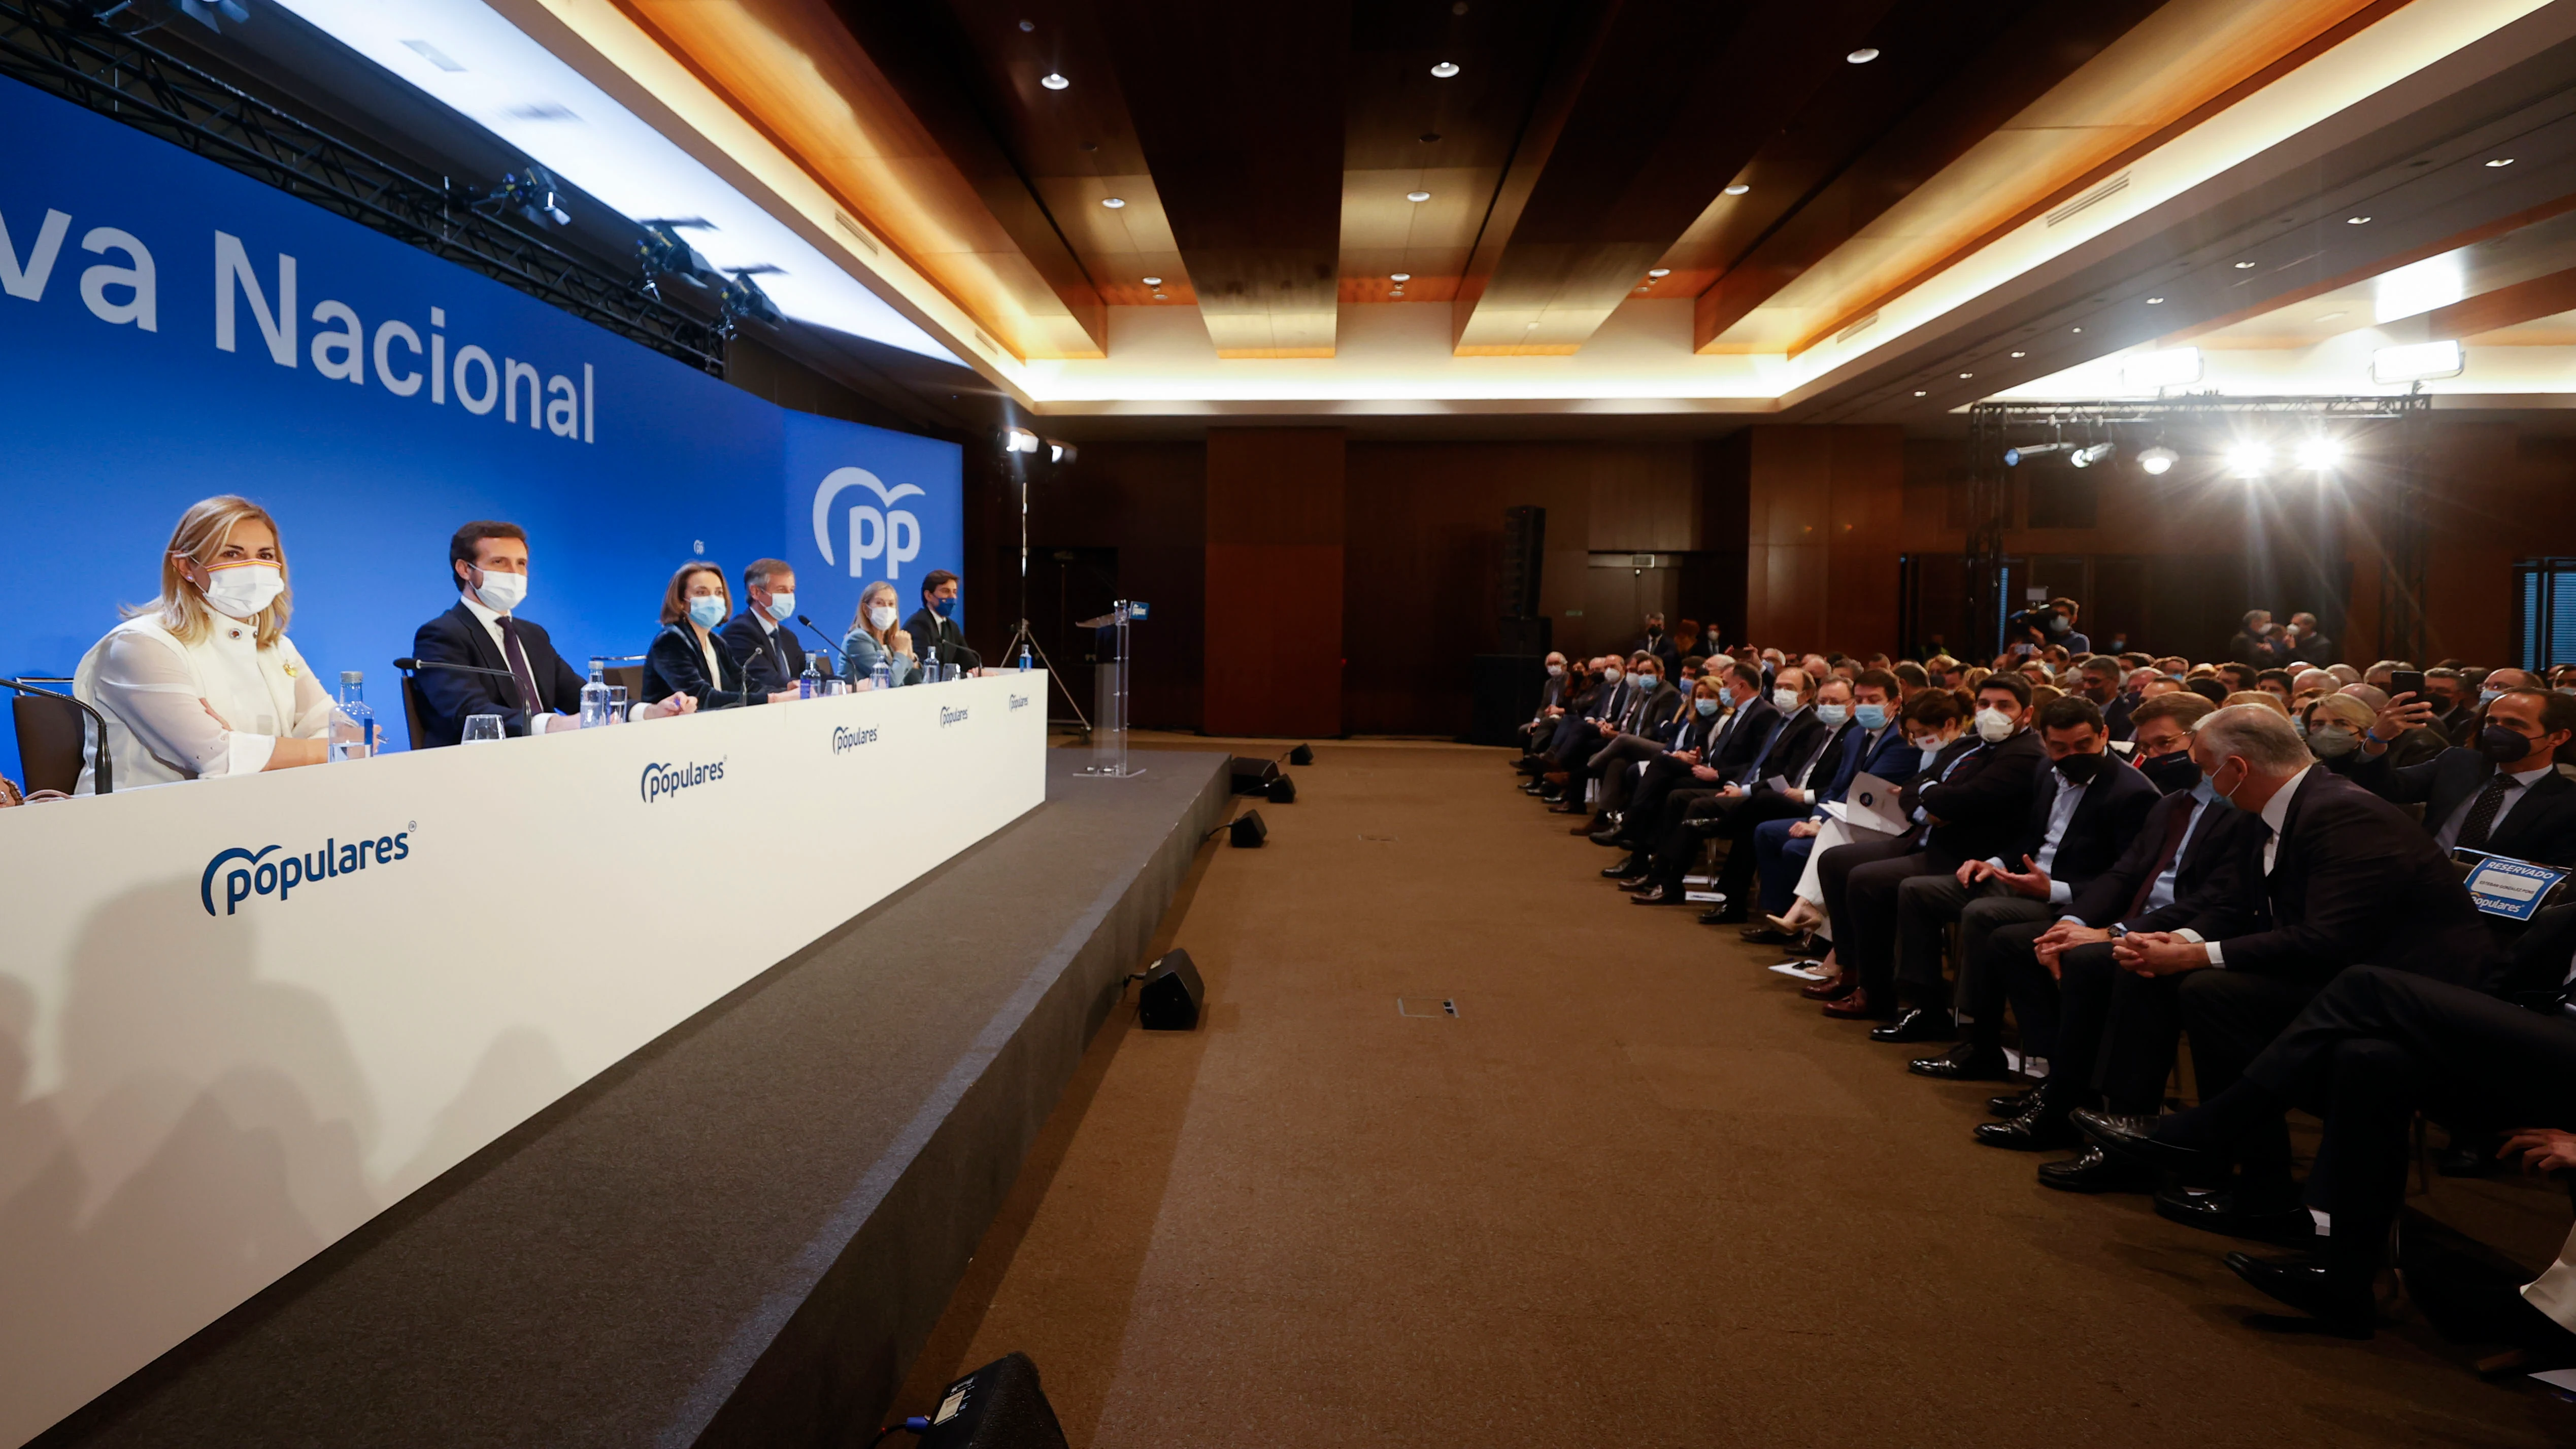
[2223,442,2273,479]
[2293,437,2344,471]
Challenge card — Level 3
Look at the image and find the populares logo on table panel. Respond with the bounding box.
[202,827,413,916]
[832,723,879,753]
[641,758,727,803]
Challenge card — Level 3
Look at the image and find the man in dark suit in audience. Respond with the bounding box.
[1514,652,1575,771]
[2068,704,2504,1238]
[1631,613,1680,672]
[2083,904,2576,1337]
[718,557,810,695]
[1621,670,1839,909]
[2352,685,2576,865]
[905,569,982,673]
[411,520,688,746]
[1590,673,1727,843]
[1557,654,1682,818]
[1609,663,1787,894]
[1818,676,2047,1021]
[2072,656,2132,742]
[2284,611,2336,667]
[1741,670,1921,934]
[1872,696,2160,1043]
[2228,609,2290,669]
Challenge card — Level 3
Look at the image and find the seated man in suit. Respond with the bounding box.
[1597,661,1802,857]
[1613,663,1799,903]
[1581,666,1713,833]
[2088,904,2576,1337]
[411,520,691,747]
[2065,704,2506,1237]
[904,569,982,674]
[1741,669,1921,938]
[1513,652,1574,772]
[718,558,811,695]
[1553,653,1679,817]
[1529,657,1629,799]
[1872,695,2161,1044]
[2352,684,2576,865]
[1624,673,1850,916]
[1817,676,2047,1022]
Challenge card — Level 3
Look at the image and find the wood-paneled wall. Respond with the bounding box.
[1203,429,1348,736]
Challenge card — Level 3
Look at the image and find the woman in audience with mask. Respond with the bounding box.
[2301,692,2379,776]
[75,494,339,791]
[1767,689,1969,941]
[841,579,923,688]
[644,562,801,710]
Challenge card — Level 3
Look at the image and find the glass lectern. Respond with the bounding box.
[1075,599,1148,778]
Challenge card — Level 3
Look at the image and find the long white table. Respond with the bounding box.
[0,673,1048,1447]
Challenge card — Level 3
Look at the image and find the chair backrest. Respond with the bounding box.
[400,672,430,750]
[13,693,88,794]
[604,664,644,700]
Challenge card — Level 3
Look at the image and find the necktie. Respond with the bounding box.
[2125,799,2199,919]
[498,616,545,720]
[2456,772,2516,852]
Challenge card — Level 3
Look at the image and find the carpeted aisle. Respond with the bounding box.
[891,742,2573,1447]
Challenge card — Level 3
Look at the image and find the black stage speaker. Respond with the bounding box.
[1500,504,1546,619]
[1494,615,1552,657]
[1137,949,1205,1030]
[915,1353,1068,1449]
[1468,653,1549,747]
[1228,810,1267,848]
[1263,774,1295,804]
[1228,756,1280,794]
[1287,743,1314,765]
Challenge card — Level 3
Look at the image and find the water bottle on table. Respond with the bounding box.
[581,659,613,727]
[871,653,892,691]
[922,646,939,684]
[800,655,821,699]
[330,670,376,760]
[1018,644,1032,672]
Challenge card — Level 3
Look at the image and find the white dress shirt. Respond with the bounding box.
[1989,769,2087,906]
[2431,763,2553,853]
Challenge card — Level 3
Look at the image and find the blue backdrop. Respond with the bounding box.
[0,76,961,781]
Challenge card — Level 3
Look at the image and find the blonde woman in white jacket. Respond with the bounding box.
[74,495,336,791]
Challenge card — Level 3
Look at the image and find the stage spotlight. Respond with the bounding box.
[2371,339,2464,385]
[2137,445,2178,475]
[1047,441,1078,465]
[1003,427,1041,454]
[2294,436,2344,471]
[2002,442,2069,467]
[2223,441,2273,479]
[716,268,781,328]
[488,164,572,227]
[2069,443,2116,469]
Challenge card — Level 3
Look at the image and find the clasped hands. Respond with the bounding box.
[2110,930,2209,977]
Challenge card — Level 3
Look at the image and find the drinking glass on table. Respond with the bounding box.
[462,714,505,744]
[607,686,628,723]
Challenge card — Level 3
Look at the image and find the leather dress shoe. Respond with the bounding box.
[2155,1183,2316,1244]
[1820,987,1888,1020]
[1549,798,1588,815]
[1538,788,1565,802]
[1701,903,1748,925]
[1543,771,1570,785]
[1630,884,1684,905]
[1601,858,1645,879]
[2072,1110,2220,1176]
[1590,827,1630,847]
[2036,1146,2157,1194]
[1973,1102,2078,1152]
[2224,1252,2373,1338]
[1987,1088,2035,1117]
[1868,1006,1954,1044]
[1799,974,1853,1001]
[1786,934,1830,959]
[1908,1041,2012,1081]
[1738,925,1794,945]
[1522,781,1548,795]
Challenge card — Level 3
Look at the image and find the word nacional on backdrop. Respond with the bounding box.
[0,670,1048,1449]
[0,76,963,771]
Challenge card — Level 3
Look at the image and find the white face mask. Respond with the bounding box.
[1772,688,1800,712]
[765,591,796,623]
[1546,663,1564,677]
[867,603,896,630]
[472,567,527,615]
[1975,707,2014,743]
[1603,667,1623,685]
[199,561,284,621]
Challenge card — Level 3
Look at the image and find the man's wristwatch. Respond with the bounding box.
[2108,923,2131,939]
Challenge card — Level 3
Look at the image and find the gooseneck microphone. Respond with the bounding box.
[393,656,515,678]
[792,615,845,679]
[0,677,114,794]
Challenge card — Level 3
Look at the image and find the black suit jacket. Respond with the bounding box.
[2352,747,2576,866]
[1640,690,1697,747]
[2072,789,2268,937]
[2211,768,2504,988]
[2490,901,2576,1002]
[1706,697,1783,783]
[643,623,768,710]
[718,610,808,695]
[1910,730,2047,862]
[1740,706,1828,790]
[1615,681,1680,736]
[410,602,587,747]
[2004,753,2160,887]
[2102,694,2135,743]
[905,606,982,672]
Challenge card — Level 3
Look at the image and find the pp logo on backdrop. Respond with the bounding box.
[813,466,924,581]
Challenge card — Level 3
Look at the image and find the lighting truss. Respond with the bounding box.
[0,0,727,374]
[1962,394,2434,662]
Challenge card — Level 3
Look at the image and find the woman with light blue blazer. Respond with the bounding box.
[841,579,922,687]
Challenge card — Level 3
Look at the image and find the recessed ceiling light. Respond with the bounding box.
[1018,19,1034,31]
[1847,47,1880,63]
[1101,196,1126,209]
[2071,326,2083,333]
[1407,190,1431,203]
[1636,286,1649,292]
[2146,296,2165,304]
[1041,73,1068,90]
[2488,157,2516,167]
[2234,260,2258,269]
[1390,272,1411,282]
[2010,350,2026,358]
[2317,310,2347,322]
[1430,61,1460,78]
[1390,289,1404,297]
[1958,372,1973,379]
[2347,215,2371,225]
[1648,267,1670,278]
[1723,183,1750,196]
[1913,390,1928,397]
[1151,292,1166,300]
[1141,276,1162,285]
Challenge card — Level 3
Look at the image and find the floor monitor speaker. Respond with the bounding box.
[1228,810,1267,848]
[1287,743,1314,765]
[914,1353,1068,1449]
[1264,774,1295,804]
[1138,949,1205,1030]
[1228,756,1280,794]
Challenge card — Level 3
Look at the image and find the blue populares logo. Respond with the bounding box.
[201,827,413,916]
[640,758,727,803]
[832,724,878,754]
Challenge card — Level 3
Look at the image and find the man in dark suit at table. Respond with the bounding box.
[718,558,810,695]
[2351,684,2576,865]
[905,569,982,673]
[411,521,693,747]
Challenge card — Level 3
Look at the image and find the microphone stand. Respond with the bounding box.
[1,677,112,794]
[395,655,540,732]
[792,615,845,683]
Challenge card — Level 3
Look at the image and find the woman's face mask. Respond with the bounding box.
[687,594,727,630]
[199,560,284,621]
[2308,726,2359,759]
[1694,697,1720,718]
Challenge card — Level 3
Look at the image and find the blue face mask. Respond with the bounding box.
[687,595,727,629]
[1695,697,1720,717]
[1854,702,1890,731]
[933,596,957,619]
[1816,703,1849,727]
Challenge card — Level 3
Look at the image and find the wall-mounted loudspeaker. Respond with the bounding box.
[1137,949,1205,1030]
[1228,810,1267,848]
[911,1353,1068,1448]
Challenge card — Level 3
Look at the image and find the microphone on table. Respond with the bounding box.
[792,615,846,681]
[1,677,114,795]
[393,657,514,678]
